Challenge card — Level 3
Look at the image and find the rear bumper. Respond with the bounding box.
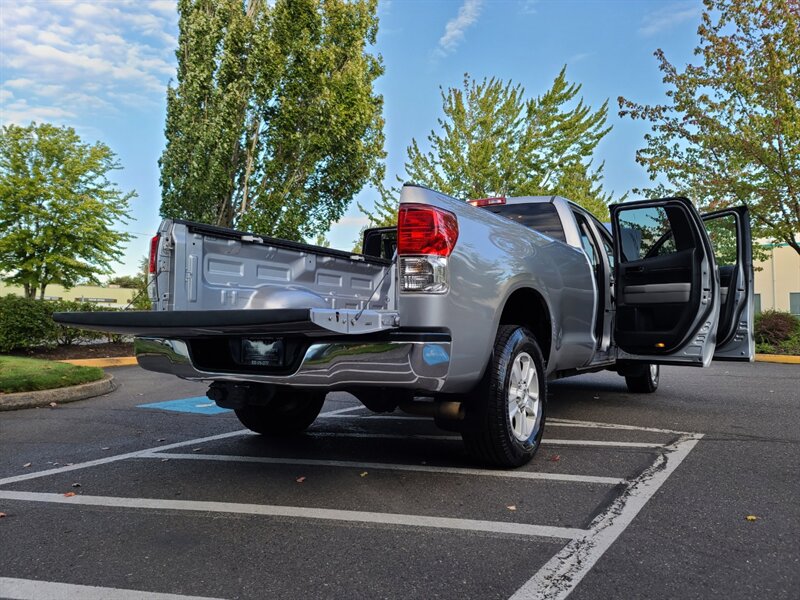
[134,336,451,392]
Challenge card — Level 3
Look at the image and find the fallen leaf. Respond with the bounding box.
[161,458,169,463]
[746,515,758,522]
[157,438,165,442]
[0,512,6,518]
[507,505,517,511]
[63,492,76,497]
[192,448,201,452]
[360,471,368,478]
[22,462,31,468]
[296,476,306,483]
[593,395,600,400]
[549,454,561,462]
[101,447,110,451]
[49,402,58,408]
[71,483,81,488]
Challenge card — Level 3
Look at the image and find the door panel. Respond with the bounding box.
[611,197,720,367]
[702,207,754,361]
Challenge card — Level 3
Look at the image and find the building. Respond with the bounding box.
[753,241,800,315]
[0,283,137,308]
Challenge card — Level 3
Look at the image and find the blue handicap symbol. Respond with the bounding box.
[137,397,231,415]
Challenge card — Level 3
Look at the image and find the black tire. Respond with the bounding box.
[625,364,660,393]
[461,325,547,468]
[234,390,326,435]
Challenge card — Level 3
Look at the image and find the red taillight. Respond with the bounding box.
[397,205,459,257]
[149,234,160,274]
[468,196,506,207]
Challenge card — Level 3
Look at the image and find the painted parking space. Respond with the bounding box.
[137,397,232,415]
[0,400,701,600]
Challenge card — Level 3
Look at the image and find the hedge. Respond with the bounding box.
[0,295,129,353]
[754,310,800,356]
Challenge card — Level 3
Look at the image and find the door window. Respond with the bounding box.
[704,213,739,267]
[617,206,677,262]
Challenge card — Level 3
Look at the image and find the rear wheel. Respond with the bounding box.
[462,325,546,468]
[234,390,326,435]
[625,364,659,393]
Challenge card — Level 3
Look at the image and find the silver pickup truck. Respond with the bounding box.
[56,184,754,467]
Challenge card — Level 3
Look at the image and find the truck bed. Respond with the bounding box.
[151,219,395,314]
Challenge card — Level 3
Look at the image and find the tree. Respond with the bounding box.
[361,69,616,226]
[619,0,800,255]
[107,275,140,288]
[159,0,385,242]
[0,123,135,299]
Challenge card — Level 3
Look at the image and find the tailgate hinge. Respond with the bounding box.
[309,309,400,334]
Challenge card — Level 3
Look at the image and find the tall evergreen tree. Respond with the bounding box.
[160,0,385,241]
[362,68,616,227]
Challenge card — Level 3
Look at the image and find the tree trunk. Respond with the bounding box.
[39,284,47,300]
[23,284,35,299]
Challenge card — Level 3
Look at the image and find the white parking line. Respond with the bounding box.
[0,490,586,540]
[548,418,691,436]
[0,406,365,488]
[139,452,627,486]
[510,433,703,600]
[0,430,251,487]
[308,431,462,441]
[322,414,429,420]
[317,406,366,418]
[0,577,224,600]
[543,440,663,449]
[306,431,664,449]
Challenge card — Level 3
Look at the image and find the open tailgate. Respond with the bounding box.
[53,308,399,337]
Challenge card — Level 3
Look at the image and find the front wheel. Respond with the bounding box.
[625,364,660,393]
[234,390,326,435]
[462,325,546,468]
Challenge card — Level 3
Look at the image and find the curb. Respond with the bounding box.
[0,374,116,411]
[754,354,800,365]
[58,357,138,368]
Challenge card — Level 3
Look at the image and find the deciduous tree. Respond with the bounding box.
[0,123,135,299]
[619,0,800,254]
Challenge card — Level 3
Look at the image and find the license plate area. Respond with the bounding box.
[240,338,285,367]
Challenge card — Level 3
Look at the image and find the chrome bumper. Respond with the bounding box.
[134,337,451,392]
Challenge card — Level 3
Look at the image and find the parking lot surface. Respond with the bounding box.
[0,362,798,599]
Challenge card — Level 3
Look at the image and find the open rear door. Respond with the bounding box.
[610,197,720,366]
[702,206,754,361]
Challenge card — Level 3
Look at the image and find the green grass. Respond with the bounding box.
[0,355,104,394]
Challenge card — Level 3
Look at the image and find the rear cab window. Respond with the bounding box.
[483,202,567,242]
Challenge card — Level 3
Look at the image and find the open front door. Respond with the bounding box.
[702,206,754,361]
[611,197,720,367]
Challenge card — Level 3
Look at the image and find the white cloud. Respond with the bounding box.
[639,2,701,37]
[568,52,593,64]
[437,0,483,56]
[1,98,77,125]
[0,0,178,126]
[334,214,371,228]
[519,0,538,15]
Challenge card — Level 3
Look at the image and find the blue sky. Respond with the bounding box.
[0,0,703,277]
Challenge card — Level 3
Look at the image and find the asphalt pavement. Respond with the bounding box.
[0,361,797,599]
